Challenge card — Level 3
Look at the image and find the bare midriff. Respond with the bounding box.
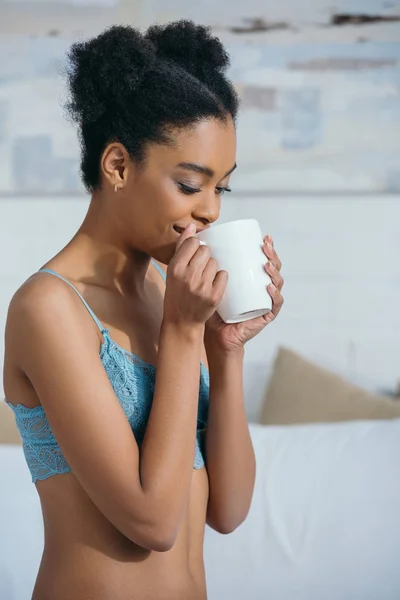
[32,467,209,600]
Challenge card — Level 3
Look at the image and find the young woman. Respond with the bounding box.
[3,21,284,600]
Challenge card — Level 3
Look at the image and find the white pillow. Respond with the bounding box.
[205,420,400,600]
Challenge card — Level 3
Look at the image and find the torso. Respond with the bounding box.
[33,466,209,600]
[4,261,210,600]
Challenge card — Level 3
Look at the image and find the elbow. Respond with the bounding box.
[125,518,179,553]
[146,528,178,553]
[207,518,241,535]
[115,491,182,552]
[207,508,248,535]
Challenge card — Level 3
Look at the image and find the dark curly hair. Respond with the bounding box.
[65,21,239,191]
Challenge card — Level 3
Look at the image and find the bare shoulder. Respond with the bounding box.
[9,272,75,318]
[6,272,99,363]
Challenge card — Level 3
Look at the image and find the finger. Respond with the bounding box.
[267,284,284,317]
[173,237,202,267]
[262,243,282,271]
[263,235,275,247]
[201,255,219,281]
[211,269,229,306]
[175,223,196,253]
[262,310,276,325]
[262,239,282,271]
[188,244,212,274]
[264,261,284,291]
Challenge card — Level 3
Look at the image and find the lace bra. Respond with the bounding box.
[5,262,209,483]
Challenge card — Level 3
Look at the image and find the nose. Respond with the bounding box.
[192,191,221,226]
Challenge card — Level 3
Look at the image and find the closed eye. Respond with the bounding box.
[216,186,231,195]
[177,182,201,195]
[177,182,232,196]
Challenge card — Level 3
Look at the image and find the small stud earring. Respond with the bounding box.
[114,184,119,193]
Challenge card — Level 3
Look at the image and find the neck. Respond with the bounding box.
[61,196,151,295]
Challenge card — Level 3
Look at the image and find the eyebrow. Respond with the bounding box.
[176,162,237,179]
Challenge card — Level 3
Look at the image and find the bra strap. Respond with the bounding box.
[151,260,166,282]
[38,269,105,333]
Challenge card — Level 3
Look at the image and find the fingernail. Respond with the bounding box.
[269,283,277,293]
[187,223,196,234]
[267,261,275,271]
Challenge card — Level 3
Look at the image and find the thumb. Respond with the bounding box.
[175,223,196,252]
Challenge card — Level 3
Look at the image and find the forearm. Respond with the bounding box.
[205,347,256,533]
[140,321,204,515]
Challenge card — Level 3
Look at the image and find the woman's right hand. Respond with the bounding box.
[163,224,228,327]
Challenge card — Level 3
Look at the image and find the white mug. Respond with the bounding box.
[195,219,272,323]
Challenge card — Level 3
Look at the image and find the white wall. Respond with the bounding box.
[1,195,399,420]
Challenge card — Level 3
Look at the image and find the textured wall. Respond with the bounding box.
[0,0,399,193]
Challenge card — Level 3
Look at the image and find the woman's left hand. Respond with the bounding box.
[204,235,284,353]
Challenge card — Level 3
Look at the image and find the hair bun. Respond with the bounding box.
[145,20,230,79]
[66,25,156,124]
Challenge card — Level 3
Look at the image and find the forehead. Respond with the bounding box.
[147,117,237,176]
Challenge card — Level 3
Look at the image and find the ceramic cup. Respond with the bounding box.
[195,219,272,323]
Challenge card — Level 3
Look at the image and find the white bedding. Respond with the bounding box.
[204,420,400,600]
[1,420,400,600]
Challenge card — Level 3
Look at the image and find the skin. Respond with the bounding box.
[3,116,284,600]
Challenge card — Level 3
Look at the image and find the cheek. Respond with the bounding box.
[125,182,187,239]
[147,180,191,222]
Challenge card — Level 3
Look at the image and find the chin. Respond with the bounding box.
[150,242,176,266]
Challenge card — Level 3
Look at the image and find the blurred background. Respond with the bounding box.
[1,2,400,599]
[1,0,400,421]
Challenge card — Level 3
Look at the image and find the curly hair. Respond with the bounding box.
[65,21,239,191]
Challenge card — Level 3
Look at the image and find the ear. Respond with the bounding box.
[101,143,131,191]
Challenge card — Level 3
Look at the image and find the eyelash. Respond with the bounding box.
[178,183,232,196]
[216,186,232,196]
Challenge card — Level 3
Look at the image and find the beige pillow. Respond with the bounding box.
[261,347,400,425]
[0,400,21,445]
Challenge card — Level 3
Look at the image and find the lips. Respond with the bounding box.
[173,224,206,235]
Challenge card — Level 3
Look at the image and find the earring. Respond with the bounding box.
[114,184,119,193]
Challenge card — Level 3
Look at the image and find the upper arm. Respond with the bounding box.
[5,277,162,548]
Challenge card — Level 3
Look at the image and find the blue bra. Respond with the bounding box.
[5,261,209,483]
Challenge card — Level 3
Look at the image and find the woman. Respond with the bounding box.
[3,21,284,600]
